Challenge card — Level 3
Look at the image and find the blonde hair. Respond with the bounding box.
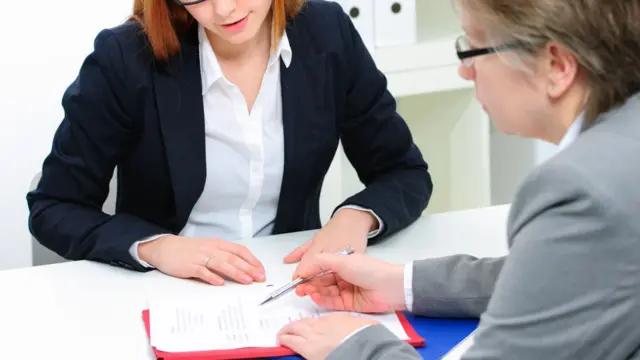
[455,0,640,122]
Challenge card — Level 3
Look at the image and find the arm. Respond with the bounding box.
[326,325,421,360]
[461,164,640,359]
[409,256,505,318]
[332,7,432,240]
[26,29,168,272]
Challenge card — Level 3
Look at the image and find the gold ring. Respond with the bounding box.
[203,256,211,267]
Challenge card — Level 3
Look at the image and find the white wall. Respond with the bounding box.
[0,0,133,270]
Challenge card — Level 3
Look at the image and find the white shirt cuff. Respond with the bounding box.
[339,325,372,345]
[128,234,170,268]
[334,205,384,238]
[404,261,414,312]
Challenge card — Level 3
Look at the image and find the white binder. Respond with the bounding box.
[373,0,417,47]
[328,0,376,54]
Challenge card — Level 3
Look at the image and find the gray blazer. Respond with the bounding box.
[327,93,640,360]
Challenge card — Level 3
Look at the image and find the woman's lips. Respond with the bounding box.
[220,15,249,32]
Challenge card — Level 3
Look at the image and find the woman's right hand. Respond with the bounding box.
[137,235,266,286]
[293,253,407,313]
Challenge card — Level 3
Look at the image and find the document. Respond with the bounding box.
[149,287,409,352]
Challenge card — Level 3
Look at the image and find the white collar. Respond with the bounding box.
[198,24,292,94]
[558,112,585,150]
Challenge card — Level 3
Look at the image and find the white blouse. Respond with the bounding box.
[129,25,382,267]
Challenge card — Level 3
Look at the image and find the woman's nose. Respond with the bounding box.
[458,62,476,81]
[213,0,236,18]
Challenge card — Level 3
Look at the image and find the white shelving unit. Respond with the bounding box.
[319,0,547,223]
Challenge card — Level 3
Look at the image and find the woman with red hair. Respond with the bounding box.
[27,0,432,286]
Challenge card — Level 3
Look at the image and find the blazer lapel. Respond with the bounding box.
[153,27,206,231]
[274,22,328,233]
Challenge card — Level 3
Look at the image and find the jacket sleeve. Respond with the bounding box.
[462,163,640,359]
[326,325,422,360]
[331,5,433,241]
[410,256,505,318]
[26,29,168,271]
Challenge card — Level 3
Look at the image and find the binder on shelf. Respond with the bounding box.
[141,309,425,360]
[373,0,417,47]
[329,0,376,54]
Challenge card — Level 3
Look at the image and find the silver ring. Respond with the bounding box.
[203,256,211,267]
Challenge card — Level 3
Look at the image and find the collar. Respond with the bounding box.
[558,112,585,151]
[199,24,292,94]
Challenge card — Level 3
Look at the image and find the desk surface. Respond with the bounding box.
[0,205,510,359]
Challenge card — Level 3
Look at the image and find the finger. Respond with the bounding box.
[278,318,315,338]
[294,275,339,296]
[226,253,266,282]
[219,242,265,271]
[193,266,225,286]
[283,241,311,264]
[206,256,254,285]
[310,292,349,311]
[277,334,307,353]
[304,273,340,288]
[296,253,347,279]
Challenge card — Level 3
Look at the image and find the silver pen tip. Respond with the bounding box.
[259,297,271,306]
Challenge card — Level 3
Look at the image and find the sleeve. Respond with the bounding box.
[334,205,384,238]
[326,325,422,360]
[128,234,172,268]
[26,29,170,272]
[404,262,414,312]
[461,164,640,359]
[410,255,505,318]
[331,5,433,241]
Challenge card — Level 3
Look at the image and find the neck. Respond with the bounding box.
[206,14,272,62]
[544,84,589,145]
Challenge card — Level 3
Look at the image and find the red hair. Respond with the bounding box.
[130,0,305,61]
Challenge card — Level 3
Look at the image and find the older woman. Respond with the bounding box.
[276,0,640,359]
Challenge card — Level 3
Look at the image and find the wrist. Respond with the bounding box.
[334,208,378,233]
[384,263,408,311]
[138,235,173,265]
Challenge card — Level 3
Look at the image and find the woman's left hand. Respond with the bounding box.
[277,313,378,360]
[283,208,378,279]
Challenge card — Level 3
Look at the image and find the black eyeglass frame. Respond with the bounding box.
[173,0,207,5]
[455,36,520,63]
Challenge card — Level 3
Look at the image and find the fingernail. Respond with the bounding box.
[243,275,253,283]
[257,273,265,281]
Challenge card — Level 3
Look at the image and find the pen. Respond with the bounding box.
[259,246,355,306]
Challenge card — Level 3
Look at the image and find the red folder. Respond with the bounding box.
[141,309,425,359]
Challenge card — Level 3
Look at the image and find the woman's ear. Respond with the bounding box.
[543,40,579,98]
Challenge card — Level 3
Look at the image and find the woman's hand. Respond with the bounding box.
[283,208,378,279]
[138,235,266,285]
[293,252,407,313]
[277,313,378,360]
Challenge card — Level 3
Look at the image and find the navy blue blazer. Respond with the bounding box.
[27,0,432,271]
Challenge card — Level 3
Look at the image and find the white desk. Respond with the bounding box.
[0,205,510,359]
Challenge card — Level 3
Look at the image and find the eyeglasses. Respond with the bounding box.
[455,35,518,68]
[173,0,207,5]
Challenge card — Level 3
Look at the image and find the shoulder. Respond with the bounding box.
[295,0,348,24]
[507,109,640,241]
[86,20,155,82]
[288,0,357,53]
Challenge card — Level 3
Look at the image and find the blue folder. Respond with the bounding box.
[274,312,478,360]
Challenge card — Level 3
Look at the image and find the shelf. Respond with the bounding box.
[324,88,491,218]
[318,0,497,221]
[374,38,472,98]
[372,1,468,97]
[384,62,472,98]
